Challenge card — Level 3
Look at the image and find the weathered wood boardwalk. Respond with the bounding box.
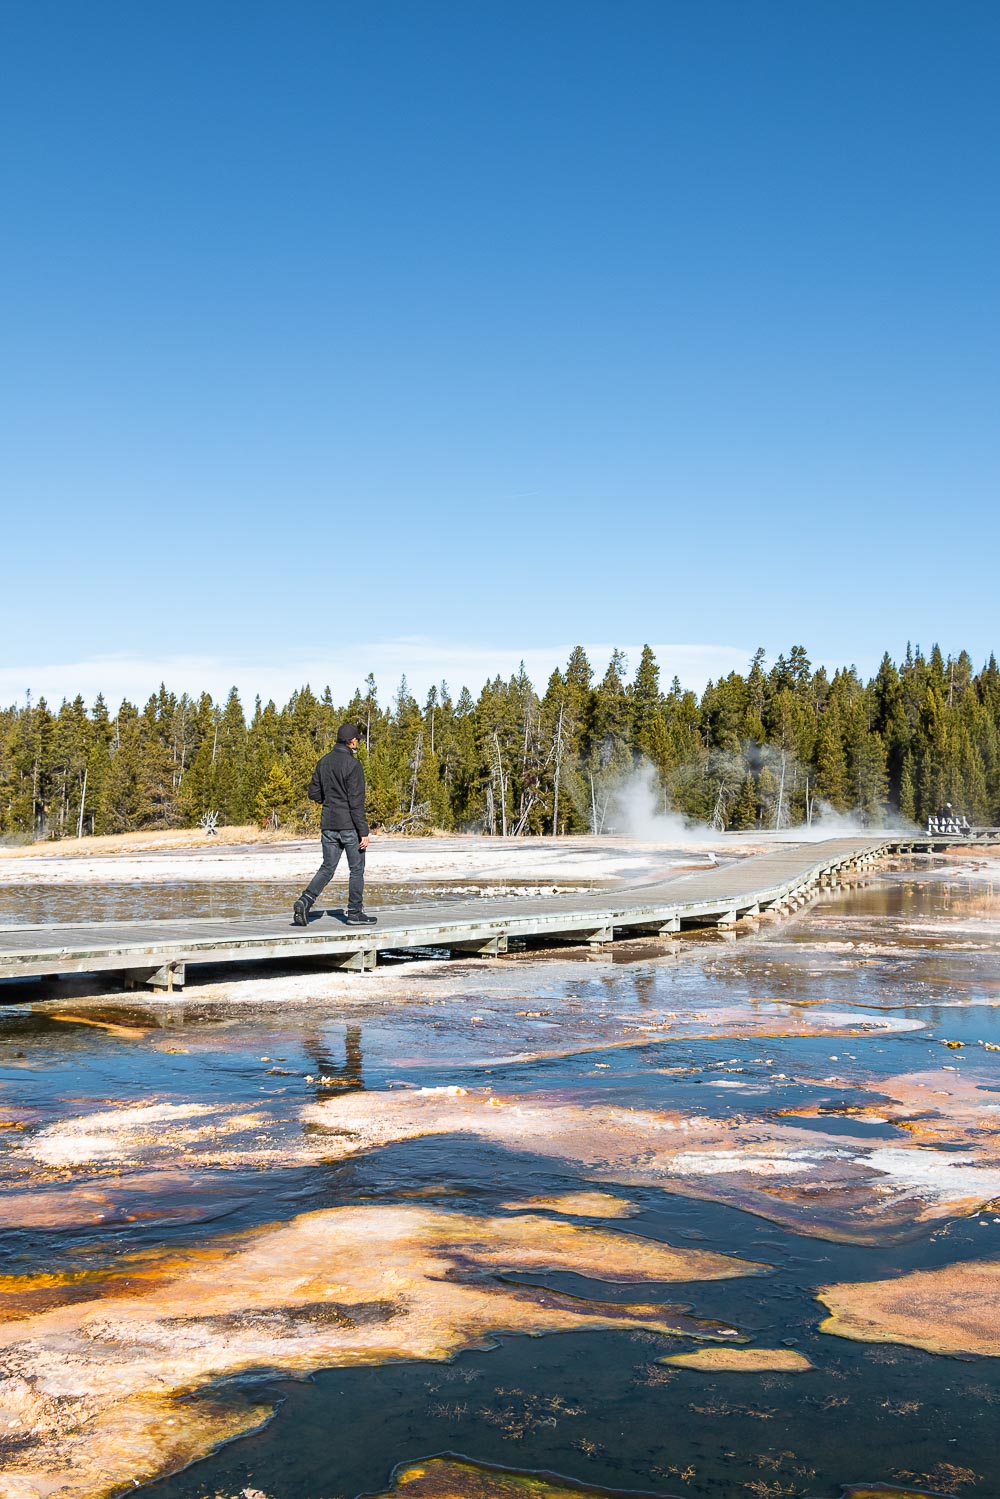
[0,835,905,990]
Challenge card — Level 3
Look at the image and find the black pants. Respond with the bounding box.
[303,828,366,913]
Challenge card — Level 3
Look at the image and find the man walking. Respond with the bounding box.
[293,724,377,927]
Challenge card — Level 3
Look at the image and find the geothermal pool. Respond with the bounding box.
[1,861,998,1499]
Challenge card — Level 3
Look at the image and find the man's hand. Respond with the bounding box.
[359,836,370,850]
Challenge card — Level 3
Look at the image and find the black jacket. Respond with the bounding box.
[307,744,370,837]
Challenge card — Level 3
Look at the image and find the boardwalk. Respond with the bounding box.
[0,835,900,990]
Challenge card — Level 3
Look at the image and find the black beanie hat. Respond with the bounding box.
[337,723,361,744]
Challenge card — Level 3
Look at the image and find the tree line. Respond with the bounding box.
[1,643,998,840]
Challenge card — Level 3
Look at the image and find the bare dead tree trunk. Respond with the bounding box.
[710,782,727,831]
[409,731,423,815]
[492,730,508,837]
[511,795,537,838]
[517,707,534,833]
[77,765,88,839]
[551,704,564,836]
[775,750,786,830]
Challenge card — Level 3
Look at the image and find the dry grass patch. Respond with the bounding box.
[0,826,307,861]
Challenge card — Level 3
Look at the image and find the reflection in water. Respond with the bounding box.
[0,872,998,1499]
[302,1022,365,1092]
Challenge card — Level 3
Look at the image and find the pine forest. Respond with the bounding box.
[2,644,998,841]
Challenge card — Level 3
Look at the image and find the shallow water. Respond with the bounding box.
[0,879,600,927]
[1,870,998,1499]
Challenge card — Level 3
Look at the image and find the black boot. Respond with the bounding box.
[345,910,377,925]
[293,894,313,927]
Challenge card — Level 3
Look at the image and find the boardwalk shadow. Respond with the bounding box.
[287,907,353,929]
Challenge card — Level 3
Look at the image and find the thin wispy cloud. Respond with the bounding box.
[0,640,754,710]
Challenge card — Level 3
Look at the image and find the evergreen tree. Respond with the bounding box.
[255,762,296,828]
[729,771,759,830]
[5,641,1000,840]
[630,644,662,755]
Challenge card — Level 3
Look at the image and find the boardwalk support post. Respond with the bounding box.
[121,961,185,993]
[584,925,614,945]
[543,925,615,946]
[624,914,680,936]
[327,948,377,973]
[449,933,509,958]
[709,909,738,928]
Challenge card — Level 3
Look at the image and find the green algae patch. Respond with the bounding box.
[658,1346,813,1372]
[366,1456,678,1499]
[817,1257,1000,1357]
[0,1204,760,1499]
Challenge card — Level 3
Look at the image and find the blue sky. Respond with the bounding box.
[1,1,997,707]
